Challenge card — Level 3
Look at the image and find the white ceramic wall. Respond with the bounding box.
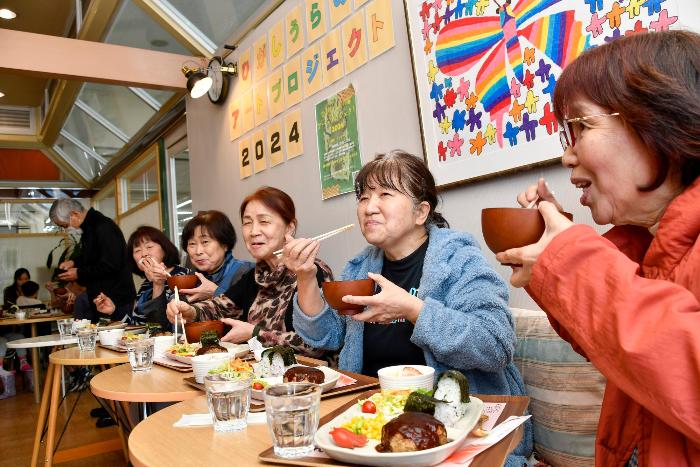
[186,0,608,309]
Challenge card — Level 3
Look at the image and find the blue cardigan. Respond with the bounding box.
[293,225,532,464]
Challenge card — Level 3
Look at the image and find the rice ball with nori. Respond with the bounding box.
[258,346,297,377]
[433,370,470,427]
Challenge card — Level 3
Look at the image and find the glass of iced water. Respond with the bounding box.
[125,337,155,372]
[76,328,97,351]
[264,383,322,458]
[205,374,253,432]
[57,318,74,338]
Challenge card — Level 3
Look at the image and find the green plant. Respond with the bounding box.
[46,232,81,284]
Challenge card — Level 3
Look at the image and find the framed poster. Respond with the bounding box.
[404,0,696,187]
[315,85,362,200]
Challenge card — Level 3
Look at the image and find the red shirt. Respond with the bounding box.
[527,177,700,466]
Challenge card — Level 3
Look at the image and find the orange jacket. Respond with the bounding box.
[527,177,700,467]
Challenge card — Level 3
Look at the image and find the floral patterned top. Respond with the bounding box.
[192,259,335,360]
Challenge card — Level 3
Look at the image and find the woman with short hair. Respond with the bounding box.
[179,210,253,302]
[496,30,700,465]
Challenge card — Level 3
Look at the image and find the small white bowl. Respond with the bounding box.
[152,335,176,357]
[191,353,231,383]
[377,364,435,391]
[14,311,27,320]
[98,328,125,347]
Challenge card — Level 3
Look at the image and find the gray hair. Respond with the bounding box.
[49,198,86,225]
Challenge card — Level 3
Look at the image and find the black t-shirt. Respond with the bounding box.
[362,239,428,377]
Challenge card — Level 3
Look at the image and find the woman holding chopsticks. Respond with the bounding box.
[95,226,190,329]
[289,151,531,466]
[166,187,335,361]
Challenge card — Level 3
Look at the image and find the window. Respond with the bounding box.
[118,148,158,213]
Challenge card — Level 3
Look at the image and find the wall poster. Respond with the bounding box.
[315,84,362,200]
[404,0,697,187]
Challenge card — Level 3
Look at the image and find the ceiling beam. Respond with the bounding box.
[40,0,127,146]
[133,0,213,57]
[0,29,193,90]
[0,134,43,150]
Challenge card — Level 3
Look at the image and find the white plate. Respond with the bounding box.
[96,322,128,331]
[166,343,249,365]
[315,397,483,467]
[251,365,341,400]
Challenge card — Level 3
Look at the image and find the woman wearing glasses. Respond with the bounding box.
[496,31,700,466]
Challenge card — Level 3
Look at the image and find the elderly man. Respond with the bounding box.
[49,199,135,321]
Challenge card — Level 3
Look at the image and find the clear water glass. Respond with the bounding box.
[264,383,322,458]
[57,318,74,337]
[76,328,97,351]
[125,338,155,372]
[205,374,253,432]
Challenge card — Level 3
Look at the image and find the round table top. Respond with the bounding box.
[0,313,71,326]
[50,346,129,366]
[7,333,78,349]
[90,363,201,403]
[128,393,357,467]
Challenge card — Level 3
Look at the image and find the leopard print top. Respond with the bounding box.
[193,259,335,361]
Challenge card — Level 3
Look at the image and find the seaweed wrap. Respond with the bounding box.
[433,370,470,427]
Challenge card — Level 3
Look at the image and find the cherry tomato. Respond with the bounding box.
[330,427,368,449]
[252,382,264,390]
[361,400,377,414]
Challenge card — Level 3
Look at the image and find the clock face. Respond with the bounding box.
[207,57,229,104]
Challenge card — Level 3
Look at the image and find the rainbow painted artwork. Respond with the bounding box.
[404,0,698,187]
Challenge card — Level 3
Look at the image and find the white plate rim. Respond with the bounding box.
[314,396,484,467]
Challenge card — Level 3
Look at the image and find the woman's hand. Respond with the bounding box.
[58,260,75,270]
[496,201,575,287]
[283,234,320,280]
[166,299,196,324]
[142,257,169,284]
[343,272,424,325]
[93,292,115,315]
[58,268,78,282]
[220,318,256,343]
[179,272,217,302]
[517,177,564,211]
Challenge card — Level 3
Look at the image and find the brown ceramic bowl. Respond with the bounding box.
[167,274,198,291]
[54,287,68,296]
[322,279,375,316]
[481,208,573,254]
[184,320,225,344]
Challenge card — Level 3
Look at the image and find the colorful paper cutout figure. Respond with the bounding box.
[239,137,253,179]
[286,5,305,58]
[229,98,242,141]
[321,28,344,85]
[238,48,252,92]
[284,56,303,108]
[254,36,268,77]
[267,120,285,167]
[366,0,396,59]
[240,90,254,135]
[253,81,269,126]
[284,109,304,159]
[435,0,590,145]
[329,0,352,27]
[267,68,285,117]
[305,0,328,43]
[342,11,368,73]
[252,129,267,173]
[269,20,285,69]
[303,43,324,97]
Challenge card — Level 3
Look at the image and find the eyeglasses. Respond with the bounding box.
[559,112,620,150]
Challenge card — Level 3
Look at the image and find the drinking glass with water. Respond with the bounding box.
[76,328,97,351]
[125,337,155,372]
[264,383,322,458]
[205,374,253,432]
[57,318,74,338]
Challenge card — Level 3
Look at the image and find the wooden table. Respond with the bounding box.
[0,313,72,403]
[90,363,200,403]
[129,393,528,467]
[31,347,129,467]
